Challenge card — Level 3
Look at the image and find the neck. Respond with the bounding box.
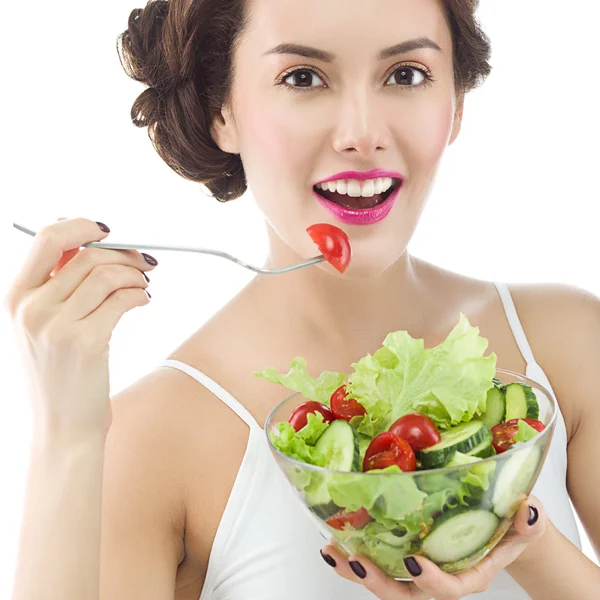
[259,224,434,356]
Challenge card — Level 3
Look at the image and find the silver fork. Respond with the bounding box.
[12,223,326,275]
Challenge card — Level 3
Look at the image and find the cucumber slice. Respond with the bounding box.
[314,420,360,471]
[492,445,542,517]
[417,420,490,469]
[504,383,539,421]
[465,431,494,458]
[421,508,499,563]
[482,386,506,429]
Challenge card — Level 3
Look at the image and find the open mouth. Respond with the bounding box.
[313,178,402,210]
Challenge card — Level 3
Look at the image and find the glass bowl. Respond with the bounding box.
[265,368,556,580]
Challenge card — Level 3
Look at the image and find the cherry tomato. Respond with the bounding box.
[330,385,367,422]
[389,413,441,452]
[288,401,334,432]
[363,431,416,472]
[306,224,351,274]
[491,418,545,454]
[326,507,373,530]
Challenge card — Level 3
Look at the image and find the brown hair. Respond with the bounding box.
[117,0,491,202]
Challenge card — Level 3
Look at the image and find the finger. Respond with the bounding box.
[320,544,361,583]
[84,286,151,336]
[344,552,429,600]
[396,553,465,600]
[449,496,547,595]
[42,245,155,306]
[460,496,546,578]
[13,218,110,292]
[64,264,150,321]
[50,247,81,277]
[321,544,427,600]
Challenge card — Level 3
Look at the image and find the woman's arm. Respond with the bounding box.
[11,372,188,600]
[12,432,106,600]
[506,284,600,598]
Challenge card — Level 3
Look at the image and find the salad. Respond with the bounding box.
[256,314,549,573]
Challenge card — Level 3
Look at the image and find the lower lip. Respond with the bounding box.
[312,182,402,226]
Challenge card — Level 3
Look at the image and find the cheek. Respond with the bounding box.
[403,98,456,165]
[237,96,316,182]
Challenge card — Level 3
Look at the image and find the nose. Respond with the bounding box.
[331,90,391,158]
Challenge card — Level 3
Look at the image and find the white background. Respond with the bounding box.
[1,0,598,595]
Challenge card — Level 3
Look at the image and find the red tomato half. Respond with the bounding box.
[363,431,416,472]
[491,418,545,454]
[330,385,367,422]
[288,401,334,432]
[389,414,441,452]
[306,224,352,274]
[326,507,373,530]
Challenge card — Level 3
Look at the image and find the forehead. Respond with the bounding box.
[242,0,452,58]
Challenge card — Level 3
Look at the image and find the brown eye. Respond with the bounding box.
[387,66,427,87]
[283,69,325,88]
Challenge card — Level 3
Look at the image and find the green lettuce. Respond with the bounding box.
[268,411,330,466]
[254,357,346,406]
[514,419,541,443]
[346,313,497,435]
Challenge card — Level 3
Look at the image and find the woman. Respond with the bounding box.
[5,0,599,598]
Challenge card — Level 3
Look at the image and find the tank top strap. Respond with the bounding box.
[493,281,537,367]
[160,359,262,432]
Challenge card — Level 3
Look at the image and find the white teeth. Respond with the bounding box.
[361,180,375,197]
[347,180,362,197]
[316,177,396,197]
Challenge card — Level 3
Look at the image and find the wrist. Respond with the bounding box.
[509,518,555,573]
[32,423,108,458]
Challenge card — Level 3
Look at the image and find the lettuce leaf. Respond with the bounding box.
[268,411,330,466]
[254,357,346,406]
[327,465,427,518]
[346,313,497,435]
[514,419,541,443]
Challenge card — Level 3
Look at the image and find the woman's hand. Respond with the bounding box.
[4,218,157,441]
[320,496,547,600]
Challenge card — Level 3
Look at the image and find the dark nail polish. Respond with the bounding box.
[403,556,422,577]
[144,289,152,299]
[320,550,336,568]
[142,253,158,266]
[528,505,539,526]
[349,560,366,579]
[142,272,150,283]
[96,221,110,233]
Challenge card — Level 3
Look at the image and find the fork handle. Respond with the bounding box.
[13,223,325,275]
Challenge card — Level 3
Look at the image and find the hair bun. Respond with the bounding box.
[118,1,170,90]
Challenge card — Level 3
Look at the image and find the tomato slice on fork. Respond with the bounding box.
[306,224,351,273]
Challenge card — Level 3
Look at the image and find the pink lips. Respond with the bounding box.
[313,169,405,226]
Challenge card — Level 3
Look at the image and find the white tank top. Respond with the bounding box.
[160,282,582,600]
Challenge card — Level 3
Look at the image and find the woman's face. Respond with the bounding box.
[213,0,462,279]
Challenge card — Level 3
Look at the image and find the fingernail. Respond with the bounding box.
[142,253,158,266]
[320,550,336,568]
[349,560,366,579]
[528,505,539,526]
[403,556,422,577]
[142,272,150,283]
[96,221,110,233]
[144,289,152,299]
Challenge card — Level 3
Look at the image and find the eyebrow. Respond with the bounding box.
[262,37,443,62]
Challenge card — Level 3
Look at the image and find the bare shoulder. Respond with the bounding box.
[101,363,252,596]
[507,282,600,437]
